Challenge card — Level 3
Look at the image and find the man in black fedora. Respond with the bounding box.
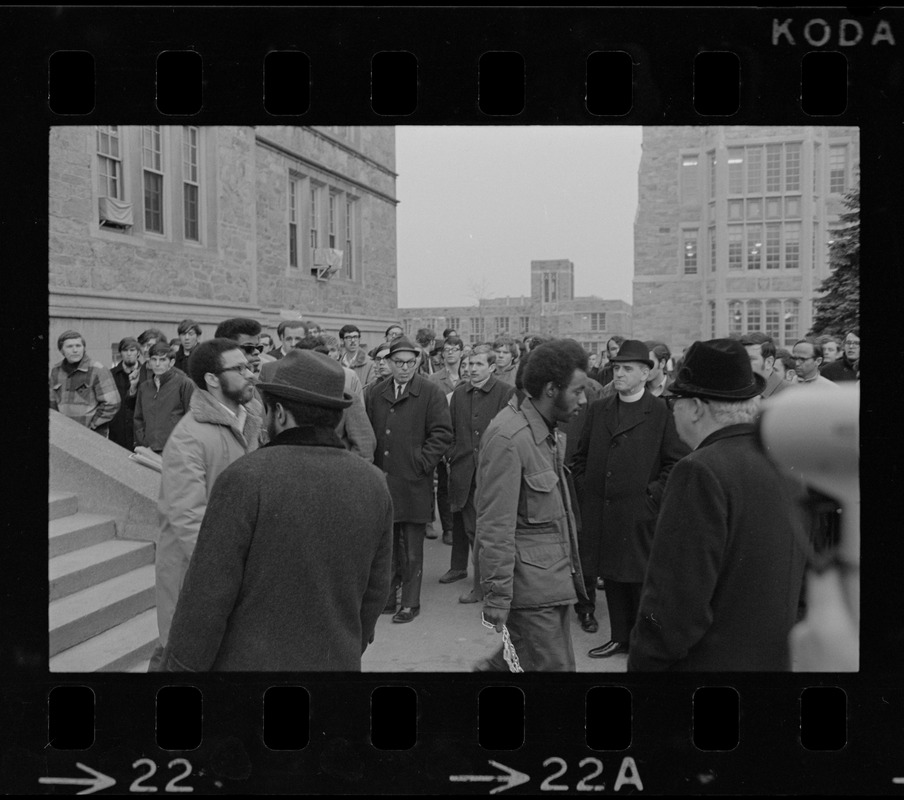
[157,349,394,671]
[570,339,689,658]
[628,338,808,671]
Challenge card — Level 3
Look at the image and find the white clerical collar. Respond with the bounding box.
[618,387,646,403]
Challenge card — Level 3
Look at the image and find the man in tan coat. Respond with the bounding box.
[148,338,261,671]
[475,339,589,671]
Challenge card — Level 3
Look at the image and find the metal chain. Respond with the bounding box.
[482,615,524,673]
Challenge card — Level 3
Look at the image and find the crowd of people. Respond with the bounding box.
[48,317,860,672]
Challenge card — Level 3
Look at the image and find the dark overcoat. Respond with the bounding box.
[159,426,393,671]
[628,424,808,671]
[109,362,138,450]
[569,390,689,582]
[366,373,453,523]
[447,375,516,510]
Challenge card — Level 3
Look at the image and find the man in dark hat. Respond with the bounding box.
[157,349,394,671]
[366,335,453,623]
[628,338,808,671]
[570,339,689,658]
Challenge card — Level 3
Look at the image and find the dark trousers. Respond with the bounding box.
[473,605,576,672]
[603,580,643,643]
[450,489,482,597]
[392,522,427,608]
[435,460,453,533]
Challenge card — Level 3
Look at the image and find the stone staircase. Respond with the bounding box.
[49,490,157,672]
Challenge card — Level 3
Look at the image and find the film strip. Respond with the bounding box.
[3,5,901,795]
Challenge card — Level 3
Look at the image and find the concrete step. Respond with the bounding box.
[49,564,156,657]
[50,608,158,673]
[49,513,116,559]
[50,539,155,602]
[49,491,79,521]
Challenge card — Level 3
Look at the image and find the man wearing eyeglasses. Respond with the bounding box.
[366,336,453,623]
[149,337,262,671]
[821,329,860,383]
[339,324,376,387]
[790,339,839,389]
[629,338,808,671]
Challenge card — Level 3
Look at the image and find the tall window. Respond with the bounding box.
[747,300,762,332]
[746,146,762,194]
[288,177,299,268]
[543,272,558,302]
[328,193,337,248]
[309,184,319,251]
[447,317,460,333]
[682,229,698,274]
[709,301,716,339]
[729,301,744,335]
[495,316,510,333]
[785,143,801,193]
[765,300,781,340]
[746,225,763,270]
[519,316,530,332]
[681,155,699,204]
[96,126,122,199]
[765,144,782,193]
[470,317,484,344]
[829,145,847,193]
[765,224,781,269]
[590,313,606,332]
[728,228,743,269]
[182,126,200,241]
[142,126,164,233]
[784,223,801,270]
[709,151,717,199]
[344,197,354,279]
[708,227,716,273]
[783,300,800,346]
[727,149,744,194]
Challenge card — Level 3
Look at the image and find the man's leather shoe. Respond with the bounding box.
[458,589,482,604]
[587,640,628,658]
[392,606,420,623]
[439,569,467,584]
[596,577,605,590]
[578,612,599,633]
[442,530,454,545]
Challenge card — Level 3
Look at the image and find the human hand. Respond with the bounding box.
[481,606,509,633]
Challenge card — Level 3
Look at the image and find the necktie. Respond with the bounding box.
[395,384,401,400]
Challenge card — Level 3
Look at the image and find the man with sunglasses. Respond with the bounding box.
[366,336,453,623]
[629,338,808,671]
[149,338,262,671]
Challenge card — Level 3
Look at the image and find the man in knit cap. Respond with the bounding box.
[158,349,393,671]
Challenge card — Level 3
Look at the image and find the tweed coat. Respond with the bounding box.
[366,373,453,523]
[159,426,393,671]
[447,375,517,511]
[569,390,689,582]
[49,354,120,431]
[628,424,808,671]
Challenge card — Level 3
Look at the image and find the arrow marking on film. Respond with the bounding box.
[38,762,116,795]
[450,760,531,794]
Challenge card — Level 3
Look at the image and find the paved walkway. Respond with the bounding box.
[362,523,628,673]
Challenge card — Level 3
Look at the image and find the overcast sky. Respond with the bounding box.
[395,126,643,309]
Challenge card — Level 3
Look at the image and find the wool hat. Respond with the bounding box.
[669,338,766,401]
[608,339,654,369]
[257,349,353,409]
[118,336,140,352]
[388,335,420,357]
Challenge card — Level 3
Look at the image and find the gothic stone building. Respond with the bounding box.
[632,126,859,355]
[49,125,399,366]
[399,259,632,354]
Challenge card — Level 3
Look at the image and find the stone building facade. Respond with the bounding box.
[49,125,398,366]
[400,259,632,354]
[633,126,859,355]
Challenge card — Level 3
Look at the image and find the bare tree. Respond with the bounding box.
[466,275,494,305]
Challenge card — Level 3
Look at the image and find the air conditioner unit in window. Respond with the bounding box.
[312,248,344,281]
[98,197,133,228]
